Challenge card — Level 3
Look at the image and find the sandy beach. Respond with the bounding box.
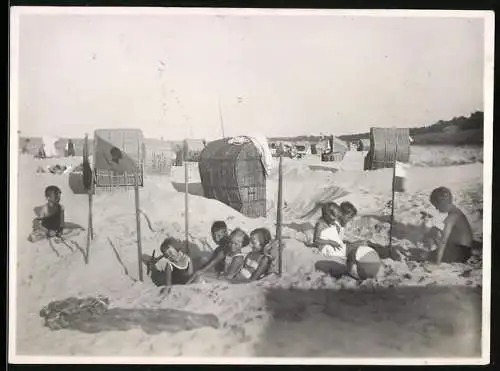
[13,146,483,358]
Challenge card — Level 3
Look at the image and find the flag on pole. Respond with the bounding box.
[393,161,409,193]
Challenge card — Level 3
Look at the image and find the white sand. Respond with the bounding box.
[14,148,483,358]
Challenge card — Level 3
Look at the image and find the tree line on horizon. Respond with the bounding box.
[268,111,484,145]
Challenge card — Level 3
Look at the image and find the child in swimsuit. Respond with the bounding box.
[230,228,273,283]
[145,237,193,287]
[220,228,250,279]
[186,221,231,284]
[313,202,347,259]
[425,187,474,264]
[28,186,65,242]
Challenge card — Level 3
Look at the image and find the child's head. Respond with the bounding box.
[160,237,176,255]
[45,185,61,205]
[340,201,358,226]
[249,228,272,252]
[430,187,453,213]
[321,202,342,225]
[228,228,250,253]
[211,221,228,244]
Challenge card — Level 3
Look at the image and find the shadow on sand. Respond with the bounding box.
[171,182,204,197]
[254,285,481,358]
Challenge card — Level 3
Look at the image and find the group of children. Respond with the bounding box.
[28,183,478,288]
[144,221,279,287]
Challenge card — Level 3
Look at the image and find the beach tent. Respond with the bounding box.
[329,136,349,154]
[358,139,371,152]
[93,129,144,188]
[199,136,269,218]
[363,127,411,171]
[184,139,206,162]
[143,138,174,175]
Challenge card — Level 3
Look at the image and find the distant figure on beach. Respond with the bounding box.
[37,144,47,159]
[228,228,274,283]
[28,186,65,242]
[67,139,75,157]
[144,238,193,287]
[187,226,249,284]
[424,187,474,264]
[21,139,30,154]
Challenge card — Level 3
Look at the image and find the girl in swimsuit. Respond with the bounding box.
[229,228,273,283]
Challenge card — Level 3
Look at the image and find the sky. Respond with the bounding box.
[15,11,485,140]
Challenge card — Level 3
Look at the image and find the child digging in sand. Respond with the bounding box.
[188,228,250,284]
[424,187,475,264]
[28,186,65,242]
[144,237,193,287]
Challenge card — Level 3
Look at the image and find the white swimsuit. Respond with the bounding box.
[319,222,347,258]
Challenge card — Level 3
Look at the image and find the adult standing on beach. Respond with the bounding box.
[67,139,75,157]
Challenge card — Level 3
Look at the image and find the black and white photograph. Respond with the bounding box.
[9,7,493,364]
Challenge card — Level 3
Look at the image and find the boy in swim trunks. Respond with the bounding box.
[426,187,474,264]
[186,221,232,283]
[28,186,65,242]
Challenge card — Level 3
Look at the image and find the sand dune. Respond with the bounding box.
[14,148,483,358]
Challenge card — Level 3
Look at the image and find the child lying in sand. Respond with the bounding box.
[423,187,475,264]
[187,228,250,284]
[226,228,274,283]
[145,237,193,286]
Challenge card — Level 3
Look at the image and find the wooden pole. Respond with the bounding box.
[83,134,93,264]
[135,171,143,282]
[184,140,189,254]
[218,95,226,138]
[276,153,284,276]
[388,144,398,249]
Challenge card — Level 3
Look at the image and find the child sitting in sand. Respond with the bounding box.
[188,228,250,284]
[227,228,274,283]
[144,237,193,287]
[185,221,229,282]
[424,187,474,264]
[313,202,348,259]
[28,186,65,242]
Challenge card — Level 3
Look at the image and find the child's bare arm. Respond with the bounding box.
[197,248,224,273]
[250,256,271,281]
[224,256,245,279]
[59,206,65,231]
[164,264,173,287]
[313,222,324,245]
[435,214,457,264]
